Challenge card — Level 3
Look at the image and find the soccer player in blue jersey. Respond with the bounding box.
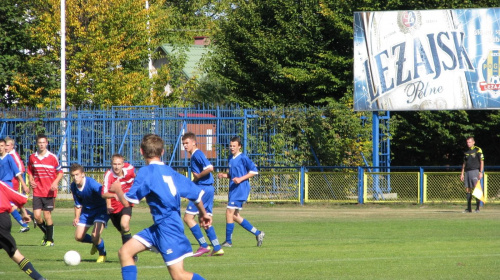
[182,132,224,257]
[217,136,265,247]
[0,139,31,232]
[69,164,109,263]
[110,134,211,280]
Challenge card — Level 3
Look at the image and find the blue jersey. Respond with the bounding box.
[125,161,204,225]
[70,177,107,212]
[191,149,214,186]
[228,153,258,201]
[0,154,21,188]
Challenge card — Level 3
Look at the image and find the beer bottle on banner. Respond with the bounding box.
[361,10,473,111]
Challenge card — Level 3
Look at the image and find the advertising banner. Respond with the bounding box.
[354,8,500,111]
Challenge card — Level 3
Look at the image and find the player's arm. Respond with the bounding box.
[109,180,130,208]
[232,172,256,184]
[193,165,214,181]
[73,206,82,227]
[28,173,37,189]
[196,202,212,229]
[27,159,37,188]
[50,171,64,191]
[19,206,31,223]
[217,172,228,179]
[101,193,115,214]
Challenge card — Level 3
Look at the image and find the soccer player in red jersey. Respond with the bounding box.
[27,135,63,247]
[0,181,46,279]
[102,154,136,256]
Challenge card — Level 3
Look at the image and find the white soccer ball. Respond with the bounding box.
[64,250,81,266]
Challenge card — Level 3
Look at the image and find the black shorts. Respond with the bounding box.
[33,196,55,211]
[0,212,17,257]
[109,207,132,232]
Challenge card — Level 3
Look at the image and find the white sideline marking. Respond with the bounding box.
[44,253,500,274]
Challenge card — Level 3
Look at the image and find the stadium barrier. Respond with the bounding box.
[47,166,498,205]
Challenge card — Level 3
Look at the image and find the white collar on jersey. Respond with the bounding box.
[35,150,51,160]
[77,177,87,191]
[232,152,242,159]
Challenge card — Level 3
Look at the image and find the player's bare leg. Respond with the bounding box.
[119,238,146,266]
[168,261,196,280]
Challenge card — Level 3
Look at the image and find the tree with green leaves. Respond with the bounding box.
[201,0,354,107]
[0,1,59,108]
[6,0,222,108]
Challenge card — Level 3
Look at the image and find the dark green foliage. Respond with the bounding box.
[201,0,353,107]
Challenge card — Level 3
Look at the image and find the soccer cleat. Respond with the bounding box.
[462,209,471,213]
[44,241,54,247]
[90,244,98,255]
[40,235,47,246]
[96,255,106,263]
[133,255,139,263]
[475,209,480,213]
[19,226,30,233]
[256,231,265,247]
[208,249,224,257]
[221,241,232,248]
[192,246,211,257]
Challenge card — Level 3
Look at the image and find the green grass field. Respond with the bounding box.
[2,203,500,279]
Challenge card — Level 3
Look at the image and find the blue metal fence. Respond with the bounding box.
[0,105,303,169]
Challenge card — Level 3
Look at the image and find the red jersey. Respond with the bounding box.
[8,150,25,191]
[27,151,62,198]
[0,181,28,213]
[102,163,135,214]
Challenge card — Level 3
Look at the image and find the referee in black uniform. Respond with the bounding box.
[460,137,484,213]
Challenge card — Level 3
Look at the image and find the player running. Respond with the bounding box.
[27,135,63,247]
[217,136,265,247]
[70,164,109,263]
[0,139,31,233]
[101,154,137,261]
[110,134,211,280]
[0,181,46,280]
[182,132,224,257]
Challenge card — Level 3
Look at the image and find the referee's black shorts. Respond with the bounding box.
[0,212,17,258]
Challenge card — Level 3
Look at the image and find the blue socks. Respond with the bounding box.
[190,224,208,248]
[240,219,260,236]
[121,265,137,280]
[96,239,106,256]
[225,223,234,243]
[192,273,205,280]
[82,235,105,256]
[82,234,93,243]
[205,226,221,251]
[11,210,28,227]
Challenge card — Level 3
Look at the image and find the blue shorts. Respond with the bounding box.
[78,208,109,227]
[227,200,245,210]
[185,185,214,215]
[133,211,193,266]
